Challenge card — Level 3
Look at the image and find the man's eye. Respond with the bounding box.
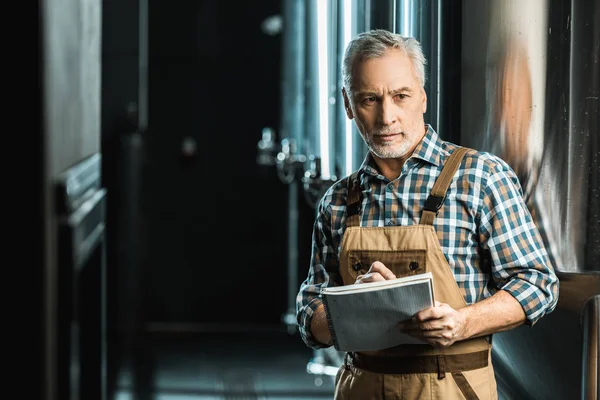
[396,94,408,100]
[363,97,376,104]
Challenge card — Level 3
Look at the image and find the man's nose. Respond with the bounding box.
[378,98,397,126]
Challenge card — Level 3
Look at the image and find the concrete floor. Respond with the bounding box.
[113,328,337,399]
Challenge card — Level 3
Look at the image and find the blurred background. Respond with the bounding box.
[35,0,598,399]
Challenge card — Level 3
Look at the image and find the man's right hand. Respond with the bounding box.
[355,261,396,284]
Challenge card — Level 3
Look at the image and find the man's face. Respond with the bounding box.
[343,49,427,160]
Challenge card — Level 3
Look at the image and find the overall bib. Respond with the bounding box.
[334,147,498,400]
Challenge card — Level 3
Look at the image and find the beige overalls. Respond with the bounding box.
[334,147,498,400]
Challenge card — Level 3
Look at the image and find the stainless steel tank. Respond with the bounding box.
[304,0,337,185]
[334,0,367,179]
[461,1,599,398]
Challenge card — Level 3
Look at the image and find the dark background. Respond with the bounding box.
[34,2,329,398]
[101,0,314,329]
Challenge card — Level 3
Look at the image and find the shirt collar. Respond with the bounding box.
[410,124,444,167]
[359,124,445,177]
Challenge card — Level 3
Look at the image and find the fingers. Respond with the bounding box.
[399,321,458,348]
[397,303,463,348]
[355,272,387,283]
[412,303,450,322]
[400,318,455,333]
[423,330,458,348]
[397,304,454,332]
[398,315,440,332]
[354,261,396,284]
[367,261,396,280]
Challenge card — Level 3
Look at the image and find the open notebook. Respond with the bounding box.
[321,272,435,352]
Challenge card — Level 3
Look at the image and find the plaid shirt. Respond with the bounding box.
[296,125,559,349]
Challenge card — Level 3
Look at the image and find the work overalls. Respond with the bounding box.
[334,147,498,400]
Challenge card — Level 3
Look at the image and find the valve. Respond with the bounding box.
[302,155,337,207]
[275,137,306,184]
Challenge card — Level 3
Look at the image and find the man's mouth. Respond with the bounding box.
[374,132,401,141]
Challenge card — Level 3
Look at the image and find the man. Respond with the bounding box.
[295,29,559,400]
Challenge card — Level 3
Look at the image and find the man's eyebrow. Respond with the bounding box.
[355,90,379,97]
[354,86,414,98]
[390,86,413,94]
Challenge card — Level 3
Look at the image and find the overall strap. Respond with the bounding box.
[345,171,361,227]
[420,147,471,226]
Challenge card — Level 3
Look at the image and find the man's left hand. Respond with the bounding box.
[398,301,466,348]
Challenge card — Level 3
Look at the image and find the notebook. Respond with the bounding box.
[321,272,435,352]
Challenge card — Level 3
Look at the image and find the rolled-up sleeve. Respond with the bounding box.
[479,161,559,326]
[296,197,342,349]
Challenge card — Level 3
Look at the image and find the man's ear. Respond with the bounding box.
[342,87,354,119]
[421,87,427,114]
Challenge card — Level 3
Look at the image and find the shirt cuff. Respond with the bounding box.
[298,298,331,349]
[500,279,554,326]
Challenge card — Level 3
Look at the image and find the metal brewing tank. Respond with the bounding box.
[303,0,338,208]
[334,0,367,179]
[461,0,599,399]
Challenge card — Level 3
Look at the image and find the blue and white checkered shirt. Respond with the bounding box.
[296,125,559,349]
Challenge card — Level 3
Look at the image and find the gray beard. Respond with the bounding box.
[366,134,414,159]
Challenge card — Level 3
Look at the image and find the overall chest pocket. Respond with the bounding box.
[347,249,427,281]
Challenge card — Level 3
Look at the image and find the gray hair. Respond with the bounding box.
[342,29,427,95]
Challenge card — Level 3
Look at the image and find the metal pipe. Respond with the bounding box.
[278,0,307,332]
[304,0,336,181]
[365,0,395,31]
[281,0,305,144]
[395,0,444,134]
[335,0,367,178]
[283,181,300,332]
[138,0,148,132]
